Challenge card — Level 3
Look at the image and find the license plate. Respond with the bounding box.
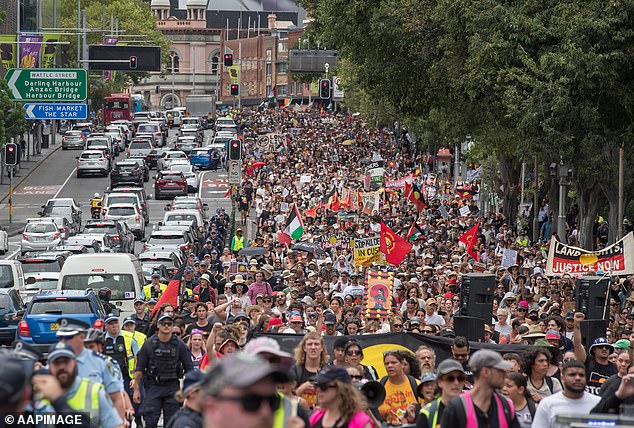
[87,162,97,165]
[50,323,59,330]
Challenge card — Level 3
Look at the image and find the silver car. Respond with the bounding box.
[76,150,110,177]
[103,203,145,239]
[62,131,85,150]
[21,222,62,255]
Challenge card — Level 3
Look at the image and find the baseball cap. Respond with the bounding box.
[151,272,161,279]
[518,301,529,310]
[614,339,631,350]
[182,369,205,395]
[312,366,351,384]
[565,311,575,320]
[134,297,145,304]
[421,372,437,384]
[122,317,136,326]
[202,353,288,395]
[437,359,466,376]
[243,337,293,360]
[147,298,158,304]
[48,342,77,362]
[324,313,337,325]
[104,314,119,324]
[439,328,456,338]
[289,315,303,323]
[545,330,561,340]
[468,349,514,372]
[158,313,173,323]
[232,312,249,323]
[55,318,90,337]
[12,340,43,362]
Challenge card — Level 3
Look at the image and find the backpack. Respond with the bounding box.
[544,376,554,394]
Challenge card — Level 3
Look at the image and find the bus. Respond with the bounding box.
[131,94,146,113]
[103,94,132,124]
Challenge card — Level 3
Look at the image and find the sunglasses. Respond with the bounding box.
[422,329,434,334]
[316,383,337,391]
[350,375,363,380]
[160,322,174,327]
[346,350,362,356]
[596,345,611,350]
[392,324,403,328]
[214,394,281,412]
[443,374,466,383]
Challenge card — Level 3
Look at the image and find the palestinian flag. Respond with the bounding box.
[406,218,424,241]
[284,203,304,240]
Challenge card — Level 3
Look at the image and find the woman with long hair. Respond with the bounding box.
[522,347,562,403]
[291,331,330,409]
[309,366,374,428]
[399,350,422,380]
[501,372,536,428]
[378,350,421,426]
[188,329,206,369]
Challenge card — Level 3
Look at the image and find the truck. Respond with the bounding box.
[185,95,216,129]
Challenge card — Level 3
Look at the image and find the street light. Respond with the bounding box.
[169,52,177,109]
[552,160,572,243]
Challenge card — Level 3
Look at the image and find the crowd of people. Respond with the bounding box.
[2,107,634,428]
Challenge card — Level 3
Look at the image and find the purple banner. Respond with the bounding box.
[104,37,119,46]
[19,34,43,68]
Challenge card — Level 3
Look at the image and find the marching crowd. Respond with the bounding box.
[2,107,634,428]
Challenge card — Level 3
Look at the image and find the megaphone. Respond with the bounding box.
[360,381,386,408]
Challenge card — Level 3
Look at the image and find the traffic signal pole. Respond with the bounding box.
[8,166,13,224]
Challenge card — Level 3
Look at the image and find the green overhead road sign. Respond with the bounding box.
[5,68,87,101]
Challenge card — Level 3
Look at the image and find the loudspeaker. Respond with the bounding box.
[580,319,610,351]
[575,276,609,320]
[459,274,495,320]
[454,316,485,342]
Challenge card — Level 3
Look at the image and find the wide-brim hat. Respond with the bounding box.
[233,274,246,284]
[522,325,546,339]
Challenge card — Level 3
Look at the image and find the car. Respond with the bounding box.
[158,222,203,253]
[17,253,67,277]
[165,109,183,127]
[170,163,199,192]
[17,290,107,353]
[0,260,25,290]
[175,136,199,154]
[110,160,144,188]
[31,217,75,239]
[73,122,94,137]
[140,263,170,284]
[142,229,194,256]
[40,198,82,228]
[189,147,215,170]
[59,237,103,254]
[106,187,150,222]
[109,122,132,145]
[150,118,169,139]
[166,196,208,218]
[62,130,85,150]
[71,234,116,253]
[146,147,168,169]
[85,136,112,153]
[157,151,189,171]
[136,122,164,147]
[19,272,60,303]
[126,156,150,182]
[127,138,154,159]
[76,149,110,177]
[20,221,62,255]
[105,131,124,155]
[103,192,147,223]
[83,220,135,254]
[103,203,145,239]
[54,244,90,255]
[0,228,8,255]
[0,288,25,345]
[161,209,204,231]
[138,251,182,277]
[155,170,188,200]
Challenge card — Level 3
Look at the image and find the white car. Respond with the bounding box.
[76,150,110,177]
[136,122,164,147]
[157,151,189,171]
[21,272,60,303]
[170,163,199,193]
[103,203,145,239]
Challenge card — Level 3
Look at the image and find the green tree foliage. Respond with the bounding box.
[303,0,634,247]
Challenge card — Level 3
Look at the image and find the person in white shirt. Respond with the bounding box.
[495,308,513,337]
[423,298,445,327]
[532,360,600,428]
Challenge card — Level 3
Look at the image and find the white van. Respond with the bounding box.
[166,109,183,127]
[57,254,144,317]
[0,260,25,290]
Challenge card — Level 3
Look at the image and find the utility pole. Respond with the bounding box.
[77,0,81,67]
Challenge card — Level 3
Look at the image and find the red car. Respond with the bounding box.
[154,171,187,200]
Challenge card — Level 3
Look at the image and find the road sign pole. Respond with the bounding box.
[9,166,13,224]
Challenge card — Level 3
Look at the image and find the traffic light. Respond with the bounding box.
[129,56,137,69]
[5,143,17,166]
[319,79,331,99]
[224,53,233,66]
[230,84,239,96]
[228,139,242,161]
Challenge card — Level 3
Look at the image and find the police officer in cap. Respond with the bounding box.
[55,317,128,424]
[133,313,194,428]
[104,315,139,398]
[165,370,204,428]
[131,298,151,336]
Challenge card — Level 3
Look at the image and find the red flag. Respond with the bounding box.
[151,279,180,317]
[380,221,413,266]
[459,223,480,261]
[305,205,319,218]
[277,231,291,247]
[408,183,427,211]
[223,188,231,198]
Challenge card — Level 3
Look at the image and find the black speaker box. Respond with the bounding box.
[459,274,495,320]
[454,316,485,343]
[575,276,609,320]
[580,319,610,351]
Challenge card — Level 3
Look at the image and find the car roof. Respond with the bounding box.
[115,160,139,166]
[85,220,117,226]
[107,203,137,208]
[151,229,187,236]
[32,290,96,299]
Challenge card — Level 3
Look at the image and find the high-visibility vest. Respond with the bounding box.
[66,378,102,427]
[273,393,297,428]
[232,235,244,252]
[419,397,442,428]
[143,283,167,299]
[120,330,145,378]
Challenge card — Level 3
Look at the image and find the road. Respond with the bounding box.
[0,127,233,259]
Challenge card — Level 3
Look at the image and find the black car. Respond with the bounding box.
[0,288,25,345]
[82,220,135,254]
[126,156,150,182]
[17,252,68,275]
[111,160,143,188]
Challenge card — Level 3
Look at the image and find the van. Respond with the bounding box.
[57,254,144,317]
[0,260,25,290]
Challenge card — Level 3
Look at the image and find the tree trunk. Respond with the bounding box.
[576,184,602,249]
[499,158,520,226]
[600,182,619,244]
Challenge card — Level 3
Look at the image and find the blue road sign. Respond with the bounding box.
[23,103,88,120]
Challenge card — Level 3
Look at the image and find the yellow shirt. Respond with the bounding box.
[378,377,420,425]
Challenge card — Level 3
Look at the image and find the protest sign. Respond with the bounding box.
[354,235,381,266]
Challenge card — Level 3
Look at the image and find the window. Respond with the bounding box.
[169,52,180,73]
[278,42,287,53]
[62,274,136,300]
[277,62,288,74]
[289,82,295,95]
[29,299,93,315]
[266,63,272,75]
[278,85,287,96]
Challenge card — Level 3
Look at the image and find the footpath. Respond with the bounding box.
[0,135,62,236]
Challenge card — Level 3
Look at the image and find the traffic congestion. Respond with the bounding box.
[1,105,634,428]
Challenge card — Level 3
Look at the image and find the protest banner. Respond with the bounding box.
[546,232,634,276]
[501,249,518,268]
[364,269,394,319]
[354,235,381,267]
[359,191,380,215]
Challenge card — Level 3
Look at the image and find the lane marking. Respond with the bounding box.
[53,167,78,199]
[198,170,210,198]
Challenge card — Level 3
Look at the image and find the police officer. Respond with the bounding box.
[133,313,194,428]
[165,370,204,428]
[34,342,124,428]
[122,317,147,349]
[104,315,139,397]
[131,298,151,336]
[143,273,167,300]
[55,317,128,424]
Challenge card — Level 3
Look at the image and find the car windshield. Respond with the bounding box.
[130,141,151,149]
[0,265,14,288]
[173,202,198,210]
[137,124,158,133]
[20,260,61,274]
[170,164,191,173]
[45,207,71,217]
[117,164,138,171]
[108,206,136,216]
[61,274,135,300]
[140,257,175,269]
[161,173,183,180]
[81,152,103,159]
[25,278,58,291]
[165,213,197,222]
[25,223,57,233]
[0,294,12,315]
[107,196,137,205]
[84,224,117,234]
[148,235,185,245]
[29,298,92,315]
[192,149,210,155]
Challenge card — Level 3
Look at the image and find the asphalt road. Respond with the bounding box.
[0,127,234,259]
